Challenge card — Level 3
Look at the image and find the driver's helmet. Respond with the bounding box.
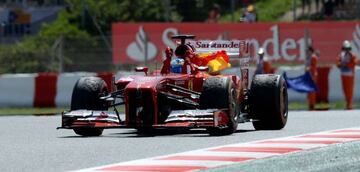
[170,58,184,73]
[175,44,194,59]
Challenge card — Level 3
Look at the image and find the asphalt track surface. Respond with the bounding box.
[1,110,360,172]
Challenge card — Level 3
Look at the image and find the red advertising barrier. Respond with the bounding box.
[112,22,360,64]
[33,73,58,107]
[316,66,331,103]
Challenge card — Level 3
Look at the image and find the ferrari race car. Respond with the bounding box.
[58,35,288,136]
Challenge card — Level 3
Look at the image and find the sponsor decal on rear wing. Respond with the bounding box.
[187,40,251,87]
[189,40,249,54]
[188,40,251,68]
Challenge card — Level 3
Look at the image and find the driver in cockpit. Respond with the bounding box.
[171,43,198,74]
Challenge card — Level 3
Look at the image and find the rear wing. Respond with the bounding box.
[188,40,251,87]
[187,40,245,55]
[187,40,251,66]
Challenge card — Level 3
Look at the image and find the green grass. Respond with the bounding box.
[0,107,68,116]
[220,0,295,22]
[256,0,294,22]
[0,106,126,116]
[289,101,360,111]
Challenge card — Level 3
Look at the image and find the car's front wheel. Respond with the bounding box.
[200,77,239,136]
[71,77,109,136]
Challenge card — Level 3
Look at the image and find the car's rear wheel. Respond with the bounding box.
[200,77,239,136]
[71,77,108,136]
[249,74,288,130]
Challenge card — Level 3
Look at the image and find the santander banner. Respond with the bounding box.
[112,22,360,64]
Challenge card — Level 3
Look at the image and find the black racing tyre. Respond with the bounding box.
[71,77,108,136]
[73,128,104,137]
[249,74,288,130]
[200,77,239,136]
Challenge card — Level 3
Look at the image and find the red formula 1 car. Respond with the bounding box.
[58,35,288,136]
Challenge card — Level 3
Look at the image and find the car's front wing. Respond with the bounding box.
[57,109,230,130]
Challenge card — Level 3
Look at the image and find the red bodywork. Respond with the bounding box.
[117,71,241,128]
[60,70,243,130]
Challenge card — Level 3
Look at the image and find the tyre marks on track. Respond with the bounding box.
[76,127,360,172]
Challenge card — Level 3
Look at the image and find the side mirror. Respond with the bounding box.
[135,66,148,75]
[197,66,209,72]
